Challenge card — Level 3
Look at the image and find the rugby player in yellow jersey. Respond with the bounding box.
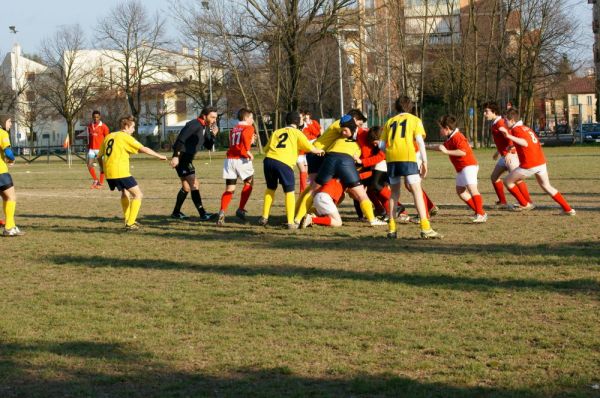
[295,109,368,223]
[381,96,442,239]
[258,111,324,229]
[0,117,24,236]
[98,116,167,231]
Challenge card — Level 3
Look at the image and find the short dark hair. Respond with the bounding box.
[482,101,500,115]
[395,96,414,113]
[438,115,457,130]
[200,107,218,117]
[0,115,11,130]
[237,108,253,121]
[505,108,520,121]
[347,108,367,122]
[367,126,381,143]
[119,116,135,130]
[92,110,101,117]
[286,111,301,126]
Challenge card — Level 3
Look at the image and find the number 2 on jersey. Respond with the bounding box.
[390,120,407,141]
[276,132,289,148]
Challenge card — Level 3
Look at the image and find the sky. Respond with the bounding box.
[0,0,596,66]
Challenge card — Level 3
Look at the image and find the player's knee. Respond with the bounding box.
[283,185,295,193]
[244,176,254,186]
[330,218,343,227]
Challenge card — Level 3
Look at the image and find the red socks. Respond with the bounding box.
[472,194,485,216]
[464,197,476,212]
[220,191,233,212]
[99,173,105,184]
[493,180,506,204]
[312,215,332,226]
[552,192,572,212]
[517,182,532,203]
[423,190,435,211]
[239,183,253,211]
[88,167,98,181]
[299,171,308,193]
[508,185,528,206]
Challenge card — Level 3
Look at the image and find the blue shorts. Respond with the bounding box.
[107,176,138,191]
[315,153,361,188]
[306,152,325,174]
[263,157,295,193]
[0,173,13,191]
[387,161,419,178]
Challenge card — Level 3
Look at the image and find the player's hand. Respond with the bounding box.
[210,124,219,136]
[170,157,179,168]
[248,152,254,161]
[437,144,447,153]
[159,155,167,161]
[7,160,15,167]
[420,161,428,178]
[313,149,325,156]
[492,151,499,160]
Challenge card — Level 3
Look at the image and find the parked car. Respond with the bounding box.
[579,123,600,143]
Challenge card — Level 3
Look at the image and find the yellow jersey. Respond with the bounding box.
[381,113,425,162]
[314,120,343,151]
[0,128,11,174]
[326,134,361,158]
[99,131,143,179]
[265,126,314,168]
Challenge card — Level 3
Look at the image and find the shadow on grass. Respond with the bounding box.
[0,340,576,398]
[50,255,598,295]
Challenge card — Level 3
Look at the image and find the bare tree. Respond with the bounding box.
[96,0,168,136]
[37,25,97,143]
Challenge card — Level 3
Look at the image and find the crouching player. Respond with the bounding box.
[0,116,24,236]
[437,115,487,222]
[259,111,324,229]
[99,116,167,231]
[301,178,345,228]
[502,109,575,215]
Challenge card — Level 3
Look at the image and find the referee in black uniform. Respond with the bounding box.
[170,107,218,221]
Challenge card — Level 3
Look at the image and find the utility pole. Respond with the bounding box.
[336,17,344,116]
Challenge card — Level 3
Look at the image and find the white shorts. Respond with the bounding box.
[389,174,421,185]
[497,152,519,172]
[222,158,254,181]
[296,154,307,166]
[514,163,547,178]
[374,160,387,172]
[313,192,339,216]
[456,165,479,187]
[87,149,100,159]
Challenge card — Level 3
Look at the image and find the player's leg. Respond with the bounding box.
[296,155,308,193]
[86,152,99,188]
[490,159,508,206]
[189,175,211,220]
[504,169,530,208]
[120,190,131,223]
[236,159,255,220]
[217,179,237,226]
[279,165,297,228]
[125,184,143,229]
[295,153,324,223]
[172,177,190,219]
[534,167,574,214]
[505,152,532,205]
[387,179,402,237]
[408,175,441,239]
[456,185,475,212]
[1,183,23,235]
[260,158,278,226]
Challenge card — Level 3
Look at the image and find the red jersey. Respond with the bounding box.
[299,120,321,155]
[491,117,514,156]
[356,127,385,180]
[319,178,344,204]
[226,123,254,159]
[87,122,110,150]
[443,129,478,172]
[510,121,546,169]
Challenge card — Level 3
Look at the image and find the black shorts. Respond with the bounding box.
[176,154,196,178]
[387,161,419,178]
[107,176,138,191]
[263,157,295,193]
[315,153,361,188]
[306,152,325,175]
[0,173,13,191]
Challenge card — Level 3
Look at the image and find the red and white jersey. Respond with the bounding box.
[443,129,478,172]
[491,117,514,156]
[299,120,321,155]
[87,122,110,150]
[510,121,546,169]
[319,178,344,204]
[226,123,255,159]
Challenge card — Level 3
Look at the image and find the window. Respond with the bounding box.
[25,90,35,102]
[588,95,593,105]
[571,95,578,106]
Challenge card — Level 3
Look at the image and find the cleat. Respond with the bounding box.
[286,223,299,230]
[235,208,247,221]
[2,226,25,237]
[300,213,314,229]
[258,217,269,227]
[562,209,576,216]
[198,212,215,221]
[387,231,397,239]
[409,216,420,224]
[512,203,535,212]
[216,211,225,226]
[125,223,140,232]
[429,206,440,216]
[0,220,4,226]
[91,181,99,189]
[420,228,442,239]
[397,213,411,223]
[472,213,488,223]
[171,212,189,220]
[495,201,509,209]
[370,218,388,227]
[379,214,390,222]
[95,183,103,189]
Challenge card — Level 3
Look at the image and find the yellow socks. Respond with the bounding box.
[294,188,313,223]
[359,199,376,222]
[262,189,275,219]
[285,192,296,225]
[4,200,16,229]
[126,199,142,226]
[420,218,431,231]
[121,196,130,223]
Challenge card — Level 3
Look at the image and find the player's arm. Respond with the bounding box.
[492,150,500,160]
[242,127,254,160]
[437,144,466,157]
[140,146,167,161]
[98,141,106,172]
[415,135,428,178]
[503,129,528,147]
[172,122,194,157]
[298,132,324,155]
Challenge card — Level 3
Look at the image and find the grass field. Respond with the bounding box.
[1,146,599,397]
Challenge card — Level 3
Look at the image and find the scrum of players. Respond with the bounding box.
[0,96,575,238]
